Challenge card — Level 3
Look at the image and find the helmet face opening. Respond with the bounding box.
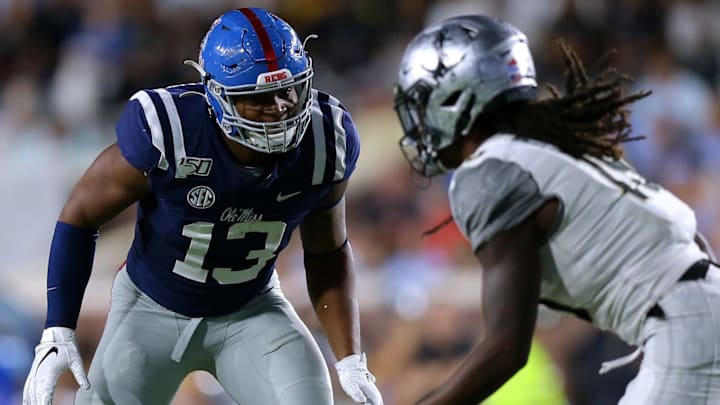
[206,68,313,153]
[394,82,449,176]
[231,84,300,115]
[394,15,538,176]
[194,8,315,153]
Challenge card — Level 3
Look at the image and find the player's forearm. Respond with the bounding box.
[418,336,527,405]
[311,284,361,360]
[305,242,361,359]
[45,221,98,329]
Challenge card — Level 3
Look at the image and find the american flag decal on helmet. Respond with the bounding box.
[507,58,522,83]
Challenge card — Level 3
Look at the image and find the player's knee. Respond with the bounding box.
[277,378,333,405]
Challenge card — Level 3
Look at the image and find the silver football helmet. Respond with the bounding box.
[394,15,538,176]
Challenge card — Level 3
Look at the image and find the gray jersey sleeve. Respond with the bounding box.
[450,158,549,252]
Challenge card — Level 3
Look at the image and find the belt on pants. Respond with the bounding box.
[647,259,712,319]
[600,259,714,375]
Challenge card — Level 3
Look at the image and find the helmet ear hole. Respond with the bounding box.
[442,91,462,107]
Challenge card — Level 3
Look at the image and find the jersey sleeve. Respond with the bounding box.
[115,92,162,173]
[450,158,549,251]
[311,91,360,185]
[339,108,360,181]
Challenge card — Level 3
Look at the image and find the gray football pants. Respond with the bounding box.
[619,265,720,404]
[75,269,332,405]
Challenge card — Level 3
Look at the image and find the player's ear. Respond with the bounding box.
[434,139,465,170]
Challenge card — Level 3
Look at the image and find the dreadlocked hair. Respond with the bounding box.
[482,39,651,160]
[422,41,652,238]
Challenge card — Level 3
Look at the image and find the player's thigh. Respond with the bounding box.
[75,270,188,405]
[213,288,332,405]
[620,280,720,404]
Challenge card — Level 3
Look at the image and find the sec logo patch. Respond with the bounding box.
[187,185,215,209]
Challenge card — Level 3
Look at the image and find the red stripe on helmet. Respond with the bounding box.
[238,8,280,72]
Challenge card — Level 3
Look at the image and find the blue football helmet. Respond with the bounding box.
[185,8,314,153]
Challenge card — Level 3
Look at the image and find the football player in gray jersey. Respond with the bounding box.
[394,15,720,405]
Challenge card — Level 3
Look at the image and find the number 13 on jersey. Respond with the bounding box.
[172,221,287,285]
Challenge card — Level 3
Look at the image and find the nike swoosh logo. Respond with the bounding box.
[276,191,301,202]
[38,347,59,367]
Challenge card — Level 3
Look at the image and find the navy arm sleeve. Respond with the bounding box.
[45,222,98,328]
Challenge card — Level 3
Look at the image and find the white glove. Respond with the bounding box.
[334,353,383,405]
[23,327,90,405]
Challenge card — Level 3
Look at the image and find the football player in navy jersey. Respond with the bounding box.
[23,8,383,405]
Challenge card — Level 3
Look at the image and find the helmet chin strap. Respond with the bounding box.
[436,159,451,174]
[424,147,451,176]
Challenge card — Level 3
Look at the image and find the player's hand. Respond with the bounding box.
[23,327,90,405]
[334,353,383,405]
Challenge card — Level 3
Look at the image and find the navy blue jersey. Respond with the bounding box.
[115,84,359,317]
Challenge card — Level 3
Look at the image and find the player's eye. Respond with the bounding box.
[234,93,272,106]
[277,87,297,101]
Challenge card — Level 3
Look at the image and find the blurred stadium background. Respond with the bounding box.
[2,0,720,404]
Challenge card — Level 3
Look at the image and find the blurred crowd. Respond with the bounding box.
[2,0,720,404]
